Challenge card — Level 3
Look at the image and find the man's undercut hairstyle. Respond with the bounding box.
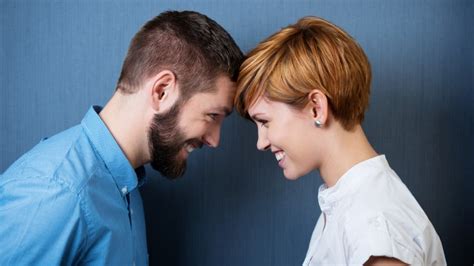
[117,10,243,100]
[235,17,371,130]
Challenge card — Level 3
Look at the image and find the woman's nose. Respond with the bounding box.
[256,133,270,151]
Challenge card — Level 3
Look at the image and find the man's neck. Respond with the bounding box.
[99,91,151,168]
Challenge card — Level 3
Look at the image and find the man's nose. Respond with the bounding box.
[203,126,221,148]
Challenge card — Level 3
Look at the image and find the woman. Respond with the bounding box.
[235,17,446,265]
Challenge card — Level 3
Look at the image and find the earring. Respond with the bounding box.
[315,120,323,128]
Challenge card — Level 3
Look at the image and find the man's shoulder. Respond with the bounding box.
[2,124,102,193]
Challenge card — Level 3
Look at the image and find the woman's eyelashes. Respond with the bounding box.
[256,119,269,128]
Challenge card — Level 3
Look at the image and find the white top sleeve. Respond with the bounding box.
[347,213,422,265]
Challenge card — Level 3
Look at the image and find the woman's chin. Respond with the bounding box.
[282,166,314,180]
[283,169,302,180]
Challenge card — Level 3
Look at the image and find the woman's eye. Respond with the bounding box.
[259,120,268,128]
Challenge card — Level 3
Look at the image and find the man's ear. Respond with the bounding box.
[307,89,329,126]
[150,70,179,112]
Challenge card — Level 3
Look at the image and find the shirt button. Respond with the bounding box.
[130,208,134,215]
[121,186,128,195]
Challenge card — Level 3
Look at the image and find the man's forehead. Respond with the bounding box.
[185,88,234,110]
[215,75,236,92]
[192,87,235,101]
[204,76,236,99]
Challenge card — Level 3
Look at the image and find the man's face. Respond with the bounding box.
[148,75,236,179]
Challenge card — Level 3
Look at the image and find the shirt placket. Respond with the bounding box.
[121,187,137,266]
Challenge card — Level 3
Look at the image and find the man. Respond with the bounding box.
[0,10,243,265]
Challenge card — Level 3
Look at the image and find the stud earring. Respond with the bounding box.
[315,120,323,128]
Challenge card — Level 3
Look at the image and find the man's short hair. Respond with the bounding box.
[235,17,371,130]
[117,10,243,100]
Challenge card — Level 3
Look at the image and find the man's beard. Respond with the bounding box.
[148,102,202,179]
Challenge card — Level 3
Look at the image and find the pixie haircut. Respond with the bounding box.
[235,17,371,130]
[117,11,243,100]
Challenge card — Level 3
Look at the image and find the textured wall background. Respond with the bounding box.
[1,0,472,265]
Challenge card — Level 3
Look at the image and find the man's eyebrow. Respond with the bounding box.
[217,106,233,117]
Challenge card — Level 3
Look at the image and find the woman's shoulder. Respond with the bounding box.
[337,176,440,264]
[333,157,446,265]
[341,166,431,235]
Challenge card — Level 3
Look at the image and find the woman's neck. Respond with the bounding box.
[318,124,378,187]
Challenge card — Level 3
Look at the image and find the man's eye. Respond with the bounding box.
[208,113,219,120]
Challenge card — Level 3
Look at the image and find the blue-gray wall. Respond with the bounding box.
[1,1,472,265]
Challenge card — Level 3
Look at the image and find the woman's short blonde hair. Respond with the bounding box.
[235,17,371,130]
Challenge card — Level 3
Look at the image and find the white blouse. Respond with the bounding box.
[303,155,446,265]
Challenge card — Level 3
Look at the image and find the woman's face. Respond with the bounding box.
[248,97,319,180]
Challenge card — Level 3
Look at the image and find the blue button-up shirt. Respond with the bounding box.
[0,106,148,265]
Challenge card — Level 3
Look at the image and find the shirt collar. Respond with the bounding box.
[317,155,389,214]
[81,106,145,195]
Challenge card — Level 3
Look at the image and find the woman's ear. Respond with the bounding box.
[150,70,178,112]
[307,89,329,127]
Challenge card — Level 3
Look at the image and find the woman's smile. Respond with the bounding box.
[274,150,286,168]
